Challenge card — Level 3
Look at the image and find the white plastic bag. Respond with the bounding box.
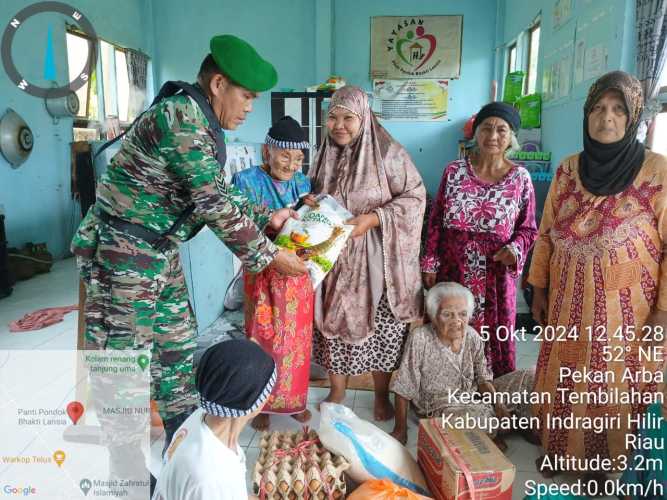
[274,194,353,288]
[318,403,430,496]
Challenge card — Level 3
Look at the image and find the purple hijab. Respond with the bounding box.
[309,86,426,344]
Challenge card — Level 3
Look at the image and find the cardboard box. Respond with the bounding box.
[417,419,515,500]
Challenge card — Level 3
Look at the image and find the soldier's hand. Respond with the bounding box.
[270,250,308,277]
[268,208,299,232]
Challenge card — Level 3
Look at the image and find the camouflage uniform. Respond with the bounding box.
[72,94,278,421]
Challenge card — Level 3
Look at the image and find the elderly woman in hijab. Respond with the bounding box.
[422,102,538,377]
[528,71,667,481]
[308,86,426,421]
[389,282,536,450]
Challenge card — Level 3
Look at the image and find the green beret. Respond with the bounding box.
[210,35,278,92]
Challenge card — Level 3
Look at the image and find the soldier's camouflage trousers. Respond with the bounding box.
[76,219,197,422]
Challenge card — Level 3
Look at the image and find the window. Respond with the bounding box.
[67,26,149,140]
[650,65,667,155]
[100,40,131,122]
[508,43,517,74]
[525,23,541,94]
[66,31,98,120]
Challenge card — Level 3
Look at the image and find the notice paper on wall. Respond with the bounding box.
[541,32,574,105]
[574,39,585,84]
[553,0,574,31]
[372,79,448,121]
[558,56,573,99]
[583,43,608,81]
[224,143,258,184]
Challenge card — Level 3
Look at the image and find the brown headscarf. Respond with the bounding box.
[579,71,645,196]
[309,86,426,344]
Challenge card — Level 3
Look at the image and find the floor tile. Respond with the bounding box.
[503,434,543,472]
[0,258,78,349]
[516,354,537,370]
[239,424,256,448]
[245,446,261,494]
[307,386,355,408]
[352,390,394,409]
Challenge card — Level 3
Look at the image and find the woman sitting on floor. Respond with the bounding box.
[390,282,538,450]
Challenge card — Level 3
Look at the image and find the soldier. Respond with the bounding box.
[71,34,306,451]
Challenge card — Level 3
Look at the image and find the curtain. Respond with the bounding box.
[125,49,149,121]
[637,0,667,140]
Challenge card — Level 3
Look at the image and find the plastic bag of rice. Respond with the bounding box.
[274,194,354,288]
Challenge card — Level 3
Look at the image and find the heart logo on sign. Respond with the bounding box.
[395,26,437,70]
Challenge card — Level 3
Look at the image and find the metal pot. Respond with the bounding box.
[0,109,34,168]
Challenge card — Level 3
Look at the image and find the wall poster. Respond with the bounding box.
[372,79,448,121]
[370,16,462,79]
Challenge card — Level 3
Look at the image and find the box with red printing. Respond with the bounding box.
[417,419,515,500]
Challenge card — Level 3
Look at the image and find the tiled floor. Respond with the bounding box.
[0,258,79,347]
[0,258,616,499]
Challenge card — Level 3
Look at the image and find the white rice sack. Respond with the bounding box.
[274,194,354,288]
[318,403,430,496]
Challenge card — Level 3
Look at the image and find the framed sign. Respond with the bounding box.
[373,79,448,121]
[370,15,463,79]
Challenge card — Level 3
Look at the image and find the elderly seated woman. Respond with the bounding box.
[390,282,537,450]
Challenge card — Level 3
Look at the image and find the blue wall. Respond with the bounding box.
[0,0,638,259]
[499,0,636,170]
[332,0,499,194]
[0,0,153,258]
[149,0,317,145]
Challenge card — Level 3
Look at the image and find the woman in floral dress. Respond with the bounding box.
[232,116,312,430]
[422,102,538,377]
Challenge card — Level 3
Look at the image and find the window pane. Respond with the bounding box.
[527,26,540,94]
[115,50,130,122]
[100,40,118,117]
[653,113,667,155]
[88,68,99,120]
[659,63,667,92]
[66,33,90,118]
[509,46,517,72]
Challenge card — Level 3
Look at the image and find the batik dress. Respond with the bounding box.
[232,165,312,414]
[527,152,667,464]
[421,158,538,376]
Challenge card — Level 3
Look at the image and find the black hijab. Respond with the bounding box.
[579,71,645,196]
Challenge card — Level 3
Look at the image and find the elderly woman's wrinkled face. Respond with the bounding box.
[435,296,470,340]
[326,107,362,146]
[476,117,512,156]
[588,90,628,144]
[264,146,304,181]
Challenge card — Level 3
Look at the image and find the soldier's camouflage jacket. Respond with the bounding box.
[71,94,277,271]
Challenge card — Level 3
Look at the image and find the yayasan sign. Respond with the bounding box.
[370,16,462,80]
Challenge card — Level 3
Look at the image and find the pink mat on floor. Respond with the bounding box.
[9,305,78,332]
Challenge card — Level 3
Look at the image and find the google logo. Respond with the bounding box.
[2,485,36,496]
